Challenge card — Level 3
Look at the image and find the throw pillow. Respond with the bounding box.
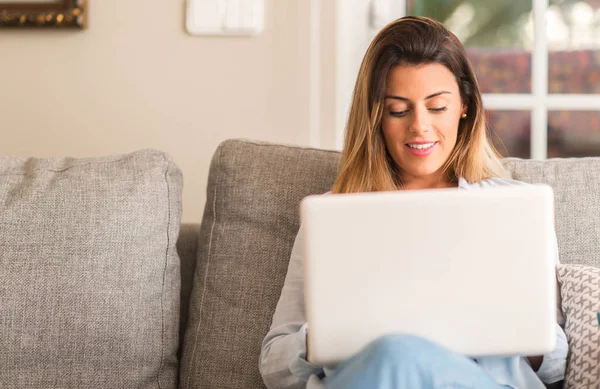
[0,150,182,388]
[557,264,600,389]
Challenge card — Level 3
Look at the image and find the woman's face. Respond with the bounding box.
[382,63,466,189]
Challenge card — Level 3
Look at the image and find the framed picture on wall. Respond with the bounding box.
[0,0,87,29]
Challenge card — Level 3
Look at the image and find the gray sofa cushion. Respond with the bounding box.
[0,150,182,389]
[179,140,340,389]
[504,158,600,267]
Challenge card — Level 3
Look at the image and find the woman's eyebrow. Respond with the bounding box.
[384,91,452,101]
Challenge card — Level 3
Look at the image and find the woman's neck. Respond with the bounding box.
[399,173,457,191]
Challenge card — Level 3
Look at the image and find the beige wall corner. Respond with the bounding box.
[0,0,336,222]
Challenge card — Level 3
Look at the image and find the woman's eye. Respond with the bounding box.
[429,107,448,113]
[389,110,408,117]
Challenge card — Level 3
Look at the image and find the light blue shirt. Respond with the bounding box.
[260,177,568,389]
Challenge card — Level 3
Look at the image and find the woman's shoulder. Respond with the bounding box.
[461,177,530,190]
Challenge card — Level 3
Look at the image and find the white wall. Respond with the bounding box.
[335,0,405,148]
[0,0,336,222]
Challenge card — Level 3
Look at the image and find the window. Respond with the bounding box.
[335,0,600,158]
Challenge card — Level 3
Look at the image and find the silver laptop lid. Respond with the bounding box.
[301,185,556,366]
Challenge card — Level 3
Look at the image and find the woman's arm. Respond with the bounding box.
[534,322,568,384]
[259,226,324,389]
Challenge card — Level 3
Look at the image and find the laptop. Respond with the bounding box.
[300,185,557,366]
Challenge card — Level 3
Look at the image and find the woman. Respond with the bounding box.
[259,16,567,389]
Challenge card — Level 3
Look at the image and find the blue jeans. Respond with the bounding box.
[322,335,510,389]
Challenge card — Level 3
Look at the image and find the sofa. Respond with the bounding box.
[1,139,599,389]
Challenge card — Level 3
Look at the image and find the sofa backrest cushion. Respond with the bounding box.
[0,150,182,389]
[504,158,600,267]
[179,140,340,389]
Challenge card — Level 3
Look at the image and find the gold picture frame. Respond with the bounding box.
[0,0,86,29]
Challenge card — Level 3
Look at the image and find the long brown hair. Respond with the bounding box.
[332,16,506,193]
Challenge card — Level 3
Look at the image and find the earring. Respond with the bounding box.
[461,113,467,119]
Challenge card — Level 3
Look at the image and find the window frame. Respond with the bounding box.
[334,0,600,158]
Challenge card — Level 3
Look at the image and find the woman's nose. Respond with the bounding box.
[409,107,430,134]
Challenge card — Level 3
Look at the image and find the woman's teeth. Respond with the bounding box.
[407,142,435,150]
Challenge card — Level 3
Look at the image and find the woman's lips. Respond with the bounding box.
[406,142,438,156]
